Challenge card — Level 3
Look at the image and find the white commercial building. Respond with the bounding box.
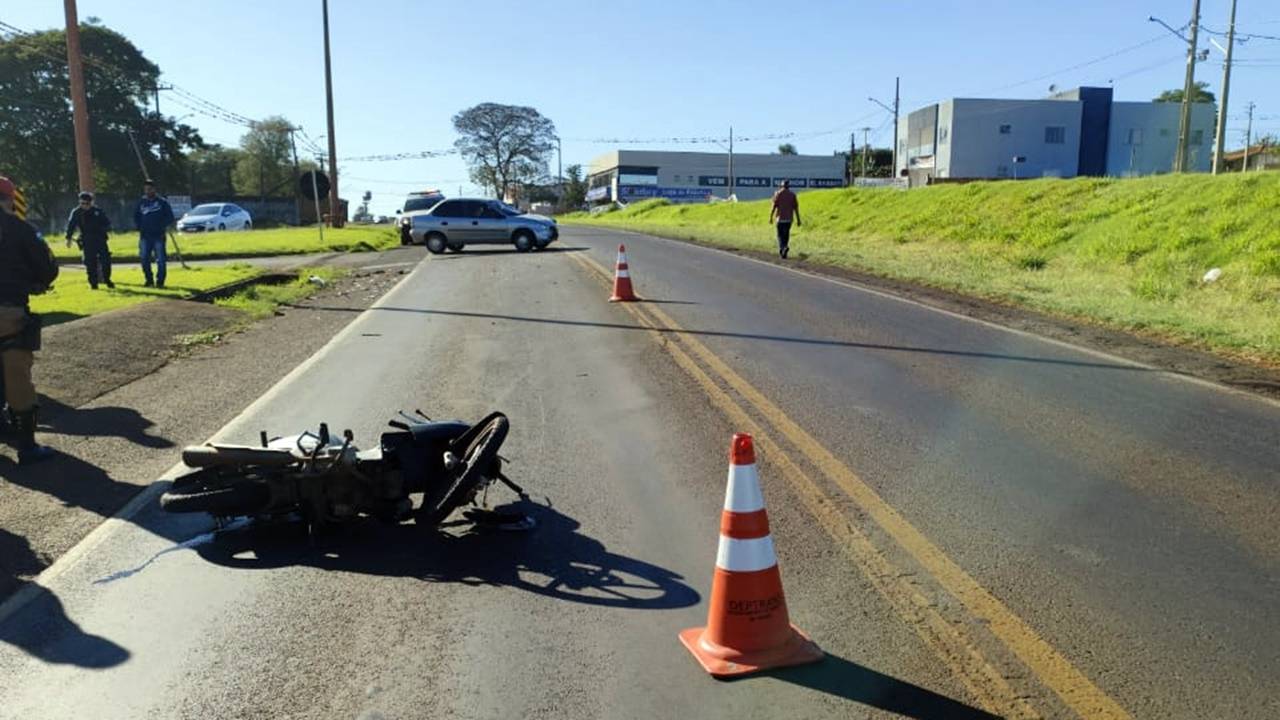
[896,87,1216,184]
[587,150,846,204]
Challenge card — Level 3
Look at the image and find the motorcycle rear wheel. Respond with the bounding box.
[416,412,509,527]
[160,468,271,516]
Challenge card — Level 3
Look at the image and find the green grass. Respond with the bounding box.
[53,225,398,262]
[30,264,261,325]
[214,266,346,319]
[568,173,1280,364]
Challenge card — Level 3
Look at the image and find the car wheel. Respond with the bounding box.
[534,239,550,251]
[446,242,464,253]
[218,223,226,231]
[513,230,534,253]
[425,233,447,255]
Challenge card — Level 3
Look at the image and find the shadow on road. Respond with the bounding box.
[194,501,700,610]
[39,398,174,449]
[351,306,1145,372]
[430,246,589,259]
[769,652,1001,719]
[0,529,130,669]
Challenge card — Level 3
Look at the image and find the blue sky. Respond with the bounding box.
[5,0,1278,214]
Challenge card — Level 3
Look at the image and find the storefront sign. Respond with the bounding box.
[698,175,728,186]
[734,176,771,187]
[809,178,844,188]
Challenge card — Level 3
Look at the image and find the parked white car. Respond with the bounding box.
[178,203,253,232]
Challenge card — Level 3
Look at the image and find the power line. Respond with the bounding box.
[970,33,1173,96]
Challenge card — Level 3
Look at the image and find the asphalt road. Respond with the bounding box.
[1,227,1276,719]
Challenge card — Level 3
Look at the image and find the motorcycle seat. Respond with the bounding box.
[182,444,300,468]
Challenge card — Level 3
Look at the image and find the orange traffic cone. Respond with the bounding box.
[609,244,639,302]
[679,433,823,678]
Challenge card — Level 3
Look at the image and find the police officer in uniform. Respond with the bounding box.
[65,191,114,289]
[0,176,59,464]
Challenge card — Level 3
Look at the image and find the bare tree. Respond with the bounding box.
[453,103,557,199]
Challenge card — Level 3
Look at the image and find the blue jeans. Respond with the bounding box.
[139,235,167,286]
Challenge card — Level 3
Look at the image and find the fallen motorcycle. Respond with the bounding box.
[160,410,532,535]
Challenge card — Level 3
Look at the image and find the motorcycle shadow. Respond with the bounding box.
[194,500,700,611]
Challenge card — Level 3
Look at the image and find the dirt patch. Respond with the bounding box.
[656,236,1280,402]
[36,300,246,410]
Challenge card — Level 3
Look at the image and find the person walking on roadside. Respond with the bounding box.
[65,191,114,290]
[769,179,801,259]
[134,179,173,288]
[0,176,59,464]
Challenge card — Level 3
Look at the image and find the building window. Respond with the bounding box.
[1044,126,1066,144]
[1126,128,1143,146]
[1191,129,1204,145]
[999,124,1012,135]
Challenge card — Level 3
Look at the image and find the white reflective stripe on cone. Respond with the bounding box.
[616,270,630,278]
[716,534,778,573]
[723,463,765,512]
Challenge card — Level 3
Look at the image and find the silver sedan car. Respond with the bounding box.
[408,198,558,253]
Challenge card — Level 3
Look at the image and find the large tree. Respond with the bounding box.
[186,145,242,196]
[453,103,556,199]
[777,143,798,155]
[1154,81,1215,104]
[0,22,202,218]
[233,116,297,199]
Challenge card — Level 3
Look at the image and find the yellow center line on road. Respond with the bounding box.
[567,249,1130,720]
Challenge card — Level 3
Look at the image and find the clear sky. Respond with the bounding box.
[5,0,1278,215]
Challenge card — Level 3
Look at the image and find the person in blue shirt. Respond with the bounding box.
[133,179,174,288]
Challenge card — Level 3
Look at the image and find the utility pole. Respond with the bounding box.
[727,126,735,201]
[1174,0,1202,173]
[869,77,901,180]
[322,0,342,227]
[1212,0,1238,174]
[288,128,302,225]
[1243,101,1255,171]
[556,136,563,207]
[860,127,872,178]
[893,77,900,178]
[848,132,856,185]
[63,0,95,191]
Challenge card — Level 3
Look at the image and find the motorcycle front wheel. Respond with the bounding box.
[160,467,271,516]
[416,412,509,527]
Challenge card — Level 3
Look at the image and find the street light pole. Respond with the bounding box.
[728,126,735,201]
[63,0,94,192]
[556,136,563,208]
[869,78,900,179]
[1212,0,1238,175]
[322,0,341,227]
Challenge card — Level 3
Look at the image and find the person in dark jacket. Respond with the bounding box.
[134,179,174,288]
[65,191,114,289]
[0,176,59,464]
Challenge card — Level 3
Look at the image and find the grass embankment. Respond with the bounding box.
[31,264,260,325]
[53,225,398,262]
[214,266,345,319]
[569,173,1280,363]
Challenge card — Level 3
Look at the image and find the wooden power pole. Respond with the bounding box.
[322,0,342,227]
[63,0,95,191]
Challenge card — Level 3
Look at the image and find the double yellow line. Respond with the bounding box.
[568,249,1130,720]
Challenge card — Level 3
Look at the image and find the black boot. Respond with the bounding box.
[13,408,54,465]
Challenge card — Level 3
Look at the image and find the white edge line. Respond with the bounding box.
[573,226,1280,411]
[0,259,428,625]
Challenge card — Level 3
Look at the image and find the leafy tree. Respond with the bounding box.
[453,103,556,199]
[562,163,587,209]
[233,116,296,198]
[186,145,242,196]
[777,143,798,155]
[0,23,203,218]
[1154,81,1215,104]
